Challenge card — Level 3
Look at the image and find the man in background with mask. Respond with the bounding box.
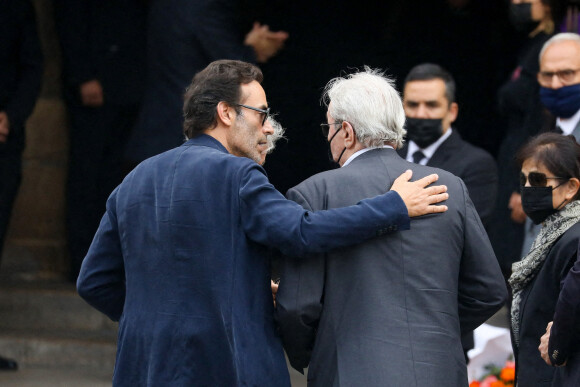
[512,32,580,272]
[539,32,580,140]
[398,63,498,230]
[397,63,498,362]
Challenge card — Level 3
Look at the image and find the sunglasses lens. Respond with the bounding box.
[529,172,547,187]
[519,172,526,186]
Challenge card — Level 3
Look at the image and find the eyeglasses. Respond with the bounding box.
[320,122,342,138]
[519,171,567,187]
[538,68,580,87]
[236,104,270,126]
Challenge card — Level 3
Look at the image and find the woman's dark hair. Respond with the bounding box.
[183,60,263,139]
[517,132,580,199]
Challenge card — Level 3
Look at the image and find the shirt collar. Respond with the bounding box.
[406,127,453,163]
[342,145,394,167]
[556,108,580,135]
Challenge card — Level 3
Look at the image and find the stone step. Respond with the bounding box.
[0,282,117,334]
[0,329,116,372]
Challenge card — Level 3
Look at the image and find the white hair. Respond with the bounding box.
[266,116,286,153]
[322,67,406,149]
[539,32,580,62]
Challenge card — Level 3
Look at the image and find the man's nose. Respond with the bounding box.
[548,74,564,89]
[416,104,430,118]
[263,119,274,135]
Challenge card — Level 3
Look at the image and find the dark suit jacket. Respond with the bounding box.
[53,0,147,106]
[398,130,498,228]
[77,135,411,386]
[276,148,507,387]
[126,0,256,163]
[512,223,580,387]
[0,0,43,150]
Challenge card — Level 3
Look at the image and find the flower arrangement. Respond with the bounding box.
[469,360,515,387]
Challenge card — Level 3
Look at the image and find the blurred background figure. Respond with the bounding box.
[490,0,568,283]
[0,0,43,370]
[398,63,498,362]
[124,0,288,165]
[509,133,580,386]
[53,0,148,281]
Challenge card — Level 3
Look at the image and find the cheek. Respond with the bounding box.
[530,3,546,21]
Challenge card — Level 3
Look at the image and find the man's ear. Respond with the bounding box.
[448,102,459,124]
[343,121,357,149]
[217,101,235,127]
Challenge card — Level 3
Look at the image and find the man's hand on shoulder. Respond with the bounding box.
[391,170,448,217]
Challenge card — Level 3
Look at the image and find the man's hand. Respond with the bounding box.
[80,79,104,107]
[0,111,10,143]
[271,279,279,307]
[244,22,289,63]
[509,192,527,224]
[539,321,554,366]
[391,170,448,217]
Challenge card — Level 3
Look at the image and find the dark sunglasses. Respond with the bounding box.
[320,122,342,137]
[519,171,566,187]
[236,104,270,126]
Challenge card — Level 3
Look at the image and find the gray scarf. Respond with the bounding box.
[509,200,580,347]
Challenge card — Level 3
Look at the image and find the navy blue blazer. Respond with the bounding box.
[77,134,410,386]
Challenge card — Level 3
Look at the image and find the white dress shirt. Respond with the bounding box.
[342,145,394,167]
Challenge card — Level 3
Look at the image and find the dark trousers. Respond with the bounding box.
[0,143,23,264]
[65,96,139,281]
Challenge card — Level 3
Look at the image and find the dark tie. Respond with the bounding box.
[412,150,425,164]
[554,125,563,134]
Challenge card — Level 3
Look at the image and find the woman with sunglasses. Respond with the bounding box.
[509,132,580,386]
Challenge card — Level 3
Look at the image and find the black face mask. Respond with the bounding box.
[327,125,346,165]
[405,117,443,149]
[509,3,540,34]
[521,186,556,224]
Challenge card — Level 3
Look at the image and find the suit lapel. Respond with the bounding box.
[427,130,460,168]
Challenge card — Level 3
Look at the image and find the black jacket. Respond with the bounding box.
[0,0,43,150]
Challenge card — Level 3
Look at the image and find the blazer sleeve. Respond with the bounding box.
[276,187,325,373]
[77,188,126,321]
[549,247,580,366]
[238,163,410,257]
[457,179,507,334]
[193,0,256,63]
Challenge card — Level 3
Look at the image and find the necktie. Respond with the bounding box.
[554,126,563,134]
[412,150,426,164]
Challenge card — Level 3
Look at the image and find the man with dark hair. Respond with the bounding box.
[0,0,43,371]
[397,63,499,361]
[77,59,449,386]
[398,63,498,229]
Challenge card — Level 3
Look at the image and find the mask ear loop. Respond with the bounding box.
[553,179,571,210]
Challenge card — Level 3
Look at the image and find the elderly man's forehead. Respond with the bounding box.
[541,40,580,69]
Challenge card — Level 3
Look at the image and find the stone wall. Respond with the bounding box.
[1,0,69,281]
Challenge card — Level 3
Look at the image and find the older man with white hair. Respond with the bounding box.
[276,68,507,387]
[538,32,580,139]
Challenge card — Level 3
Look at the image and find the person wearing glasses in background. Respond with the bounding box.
[509,132,580,386]
[508,32,580,292]
[76,60,450,386]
